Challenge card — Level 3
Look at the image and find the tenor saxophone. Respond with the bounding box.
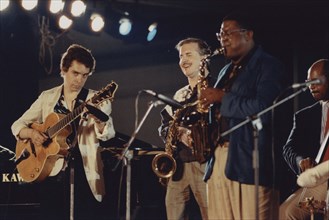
[152,108,183,181]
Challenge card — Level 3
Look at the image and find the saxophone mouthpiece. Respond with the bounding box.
[211,47,225,57]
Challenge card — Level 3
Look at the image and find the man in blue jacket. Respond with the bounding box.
[200,11,285,219]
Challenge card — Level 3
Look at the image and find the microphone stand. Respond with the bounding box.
[113,100,162,220]
[220,86,308,220]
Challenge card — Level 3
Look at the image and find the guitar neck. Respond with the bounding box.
[45,81,118,139]
[47,104,85,139]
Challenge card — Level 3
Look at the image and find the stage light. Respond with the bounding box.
[119,18,132,36]
[49,0,65,14]
[70,0,86,17]
[147,22,158,42]
[21,0,38,11]
[58,15,73,30]
[0,0,10,11]
[90,13,105,32]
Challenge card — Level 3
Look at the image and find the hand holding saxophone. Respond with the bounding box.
[177,126,193,148]
[199,88,225,108]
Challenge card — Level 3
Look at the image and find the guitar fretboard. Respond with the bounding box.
[45,81,117,139]
[47,103,86,138]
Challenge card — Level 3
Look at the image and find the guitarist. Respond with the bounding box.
[280,59,329,219]
[11,44,116,220]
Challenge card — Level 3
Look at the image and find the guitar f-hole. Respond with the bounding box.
[30,142,37,157]
[42,137,52,148]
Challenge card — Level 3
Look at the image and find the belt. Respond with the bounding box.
[218,141,229,148]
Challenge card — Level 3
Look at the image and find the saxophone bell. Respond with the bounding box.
[152,108,183,184]
[152,152,177,178]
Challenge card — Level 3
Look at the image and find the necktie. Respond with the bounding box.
[222,65,241,92]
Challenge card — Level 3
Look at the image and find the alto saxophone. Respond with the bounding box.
[190,47,225,162]
[197,47,225,113]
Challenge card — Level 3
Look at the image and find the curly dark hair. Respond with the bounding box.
[60,44,96,75]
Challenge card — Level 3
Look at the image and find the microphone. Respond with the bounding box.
[142,90,184,109]
[15,148,30,166]
[86,104,109,122]
[291,78,322,89]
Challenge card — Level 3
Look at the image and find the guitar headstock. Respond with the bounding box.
[91,81,118,105]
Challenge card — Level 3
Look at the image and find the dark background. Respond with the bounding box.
[0,0,328,219]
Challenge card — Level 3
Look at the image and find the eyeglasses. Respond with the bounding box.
[216,29,247,40]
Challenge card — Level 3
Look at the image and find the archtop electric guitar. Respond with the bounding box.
[15,81,118,183]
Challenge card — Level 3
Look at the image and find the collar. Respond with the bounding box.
[321,100,329,107]
[233,45,258,69]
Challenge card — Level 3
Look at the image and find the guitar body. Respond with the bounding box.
[16,112,72,183]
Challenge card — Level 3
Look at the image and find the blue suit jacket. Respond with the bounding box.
[283,102,322,176]
[205,46,284,187]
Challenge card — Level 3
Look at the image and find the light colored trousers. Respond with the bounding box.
[279,181,328,220]
[207,146,279,220]
[166,161,208,220]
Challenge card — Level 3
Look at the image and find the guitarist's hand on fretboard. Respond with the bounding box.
[298,157,316,173]
[85,104,109,122]
[84,104,109,133]
[86,110,106,133]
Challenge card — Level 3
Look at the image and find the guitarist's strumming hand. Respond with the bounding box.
[19,128,48,146]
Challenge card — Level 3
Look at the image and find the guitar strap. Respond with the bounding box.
[75,87,89,108]
[70,87,89,148]
[61,88,89,172]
